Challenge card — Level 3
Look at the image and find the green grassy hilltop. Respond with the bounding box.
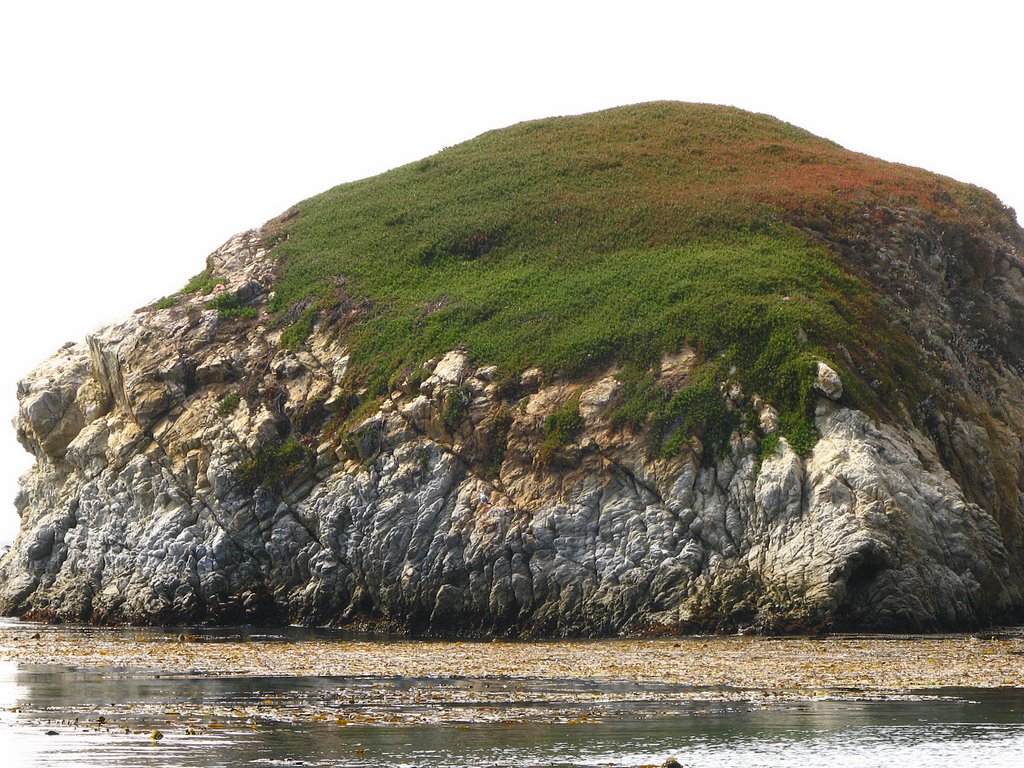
[208,102,1015,454]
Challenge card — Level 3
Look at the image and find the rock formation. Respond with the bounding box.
[3,103,1024,633]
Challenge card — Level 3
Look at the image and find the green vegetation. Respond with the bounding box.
[218,392,241,417]
[407,363,432,393]
[183,267,224,295]
[204,292,257,320]
[759,433,781,461]
[442,384,473,431]
[609,367,664,431]
[657,369,737,458]
[254,102,1011,457]
[781,414,818,457]
[238,438,311,490]
[539,392,585,463]
[154,295,179,310]
[280,306,317,350]
[484,407,513,477]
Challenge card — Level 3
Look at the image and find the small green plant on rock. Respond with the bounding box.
[781,415,817,457]
[218,392,241,417]
[482,407,513,478]
[183,267,225,295]
[238,438,311,490]
[205,292,257,320]
[443,384,473,431]
[657,370,735,458]
[609,365,664,430]
[407,364,432,393]
[538,392,585,463]
[280,306,317,350]
[759,432,780,460]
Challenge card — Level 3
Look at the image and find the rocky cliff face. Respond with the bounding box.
[3,210,1024,633]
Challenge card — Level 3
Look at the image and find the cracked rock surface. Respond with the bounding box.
[2,228,1023,634]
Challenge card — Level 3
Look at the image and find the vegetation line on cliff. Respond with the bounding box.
[255,102,1009,450]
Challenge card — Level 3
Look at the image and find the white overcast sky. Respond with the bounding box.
[0,1,1021,544]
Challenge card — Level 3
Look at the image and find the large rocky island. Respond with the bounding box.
[3,102,1023,634]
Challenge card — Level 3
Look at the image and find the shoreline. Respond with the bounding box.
[2,619,1022,694]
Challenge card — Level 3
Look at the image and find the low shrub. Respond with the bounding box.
[218,392,241,417]
[481,407,513,478]
[238,438,311,490]
[205,292,257,320]
[782,415,818,457]
[280,306,317,350]
[538,392,584,463]
[759,432,780,460]
[443,384,473,431]
[183,267,224,295]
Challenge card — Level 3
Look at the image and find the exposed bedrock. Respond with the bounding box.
[2,229,1023,634]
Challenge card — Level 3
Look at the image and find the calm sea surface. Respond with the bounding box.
[2,623,1023,767]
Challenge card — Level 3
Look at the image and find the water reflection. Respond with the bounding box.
[2,660,1024,767]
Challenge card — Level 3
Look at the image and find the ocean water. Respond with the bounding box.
[1,624,1023,767]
